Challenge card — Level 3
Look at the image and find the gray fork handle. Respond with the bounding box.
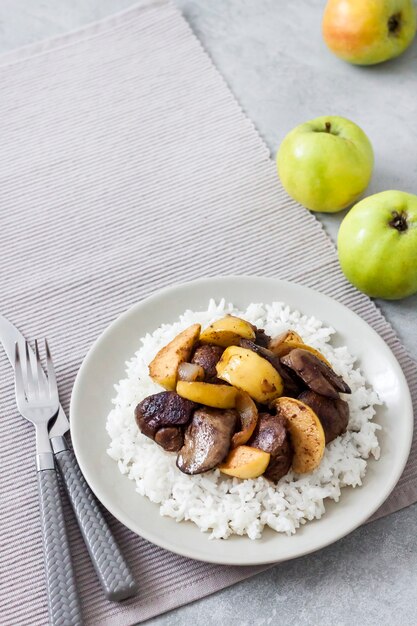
[38,469,83,626]
[52,440,137,601]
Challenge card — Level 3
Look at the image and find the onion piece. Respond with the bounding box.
[177,362,205,382]
[231,391,258,448]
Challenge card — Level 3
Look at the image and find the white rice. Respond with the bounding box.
[106,299,381,540]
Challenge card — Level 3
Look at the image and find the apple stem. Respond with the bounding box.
[389,211,408,232]
[325,122,331,133]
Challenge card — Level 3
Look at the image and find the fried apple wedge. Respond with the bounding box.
[149,323,201,390]
[216,346,284,404]
[176,380,237,409]
[269,330,303,353]
[199,315,255,347]
[269,330,331,366]
[273,397,325,474]
[219,445,270,479]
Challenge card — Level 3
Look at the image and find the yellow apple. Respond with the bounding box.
[323,0,416,65]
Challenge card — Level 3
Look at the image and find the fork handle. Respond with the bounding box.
[38,468,83,626]
[52,438,137,601]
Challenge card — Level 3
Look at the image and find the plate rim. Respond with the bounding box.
[71,275,414,565]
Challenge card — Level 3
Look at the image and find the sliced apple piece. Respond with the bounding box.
[231,392,258,448]
[273,397,325,474]
[199,315,256,347]
[269,330,303,353]
[176,380,237,409]
[149,323,201,390]
[219,445,270,479]
[216,346,283,404]
[270,331,331,366]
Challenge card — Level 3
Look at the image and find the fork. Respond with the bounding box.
[14,340,83,626]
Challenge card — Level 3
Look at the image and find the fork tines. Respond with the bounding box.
[14,340,58,408]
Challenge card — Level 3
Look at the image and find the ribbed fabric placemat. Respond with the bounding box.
[0,1,416,624]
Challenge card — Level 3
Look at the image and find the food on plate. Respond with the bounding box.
[177,407,237,474]
[142,319,349,475]
[298,390,349,444]
[323,0,416,65]
[199,315,256,347]
[276,116,374,213]
[107,300,381,539]
[273,397,325,474]
[253,326,271,347]
[149,323,201,390]
[191,344,224,380]
[216,345,284,403]
[269,330,302,353]
[177,362,205,382]
[231,392,259,448]
[281,348,351,399]
[154,427,184,452]
[249,412,293,482]
[219,445,271,479]
[338,190,417,300]
[268,332,331,365]
[134,391,195,441]
[239,338,303,397]
[176,380,237,408]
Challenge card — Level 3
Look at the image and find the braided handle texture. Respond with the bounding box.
[55,447,137,601]
[38,469,83,625]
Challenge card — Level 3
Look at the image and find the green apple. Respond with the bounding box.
[338,190,417,299]
[277,116,374,213]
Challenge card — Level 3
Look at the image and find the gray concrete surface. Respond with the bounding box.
[1,1,416,624]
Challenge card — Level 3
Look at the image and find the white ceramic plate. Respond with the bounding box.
[71,276,413,565]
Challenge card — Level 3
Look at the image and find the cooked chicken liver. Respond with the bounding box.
[239,339,303,397]
[281,349,351,399]
[191,345,224,380]
[177,407,237,474]
[298,390,349,443]
[249,412,293,482]
[135,391,196,440]
[155,426,184,452]
[253,326,271,348]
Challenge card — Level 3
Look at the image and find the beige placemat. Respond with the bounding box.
[0,1,416,624]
